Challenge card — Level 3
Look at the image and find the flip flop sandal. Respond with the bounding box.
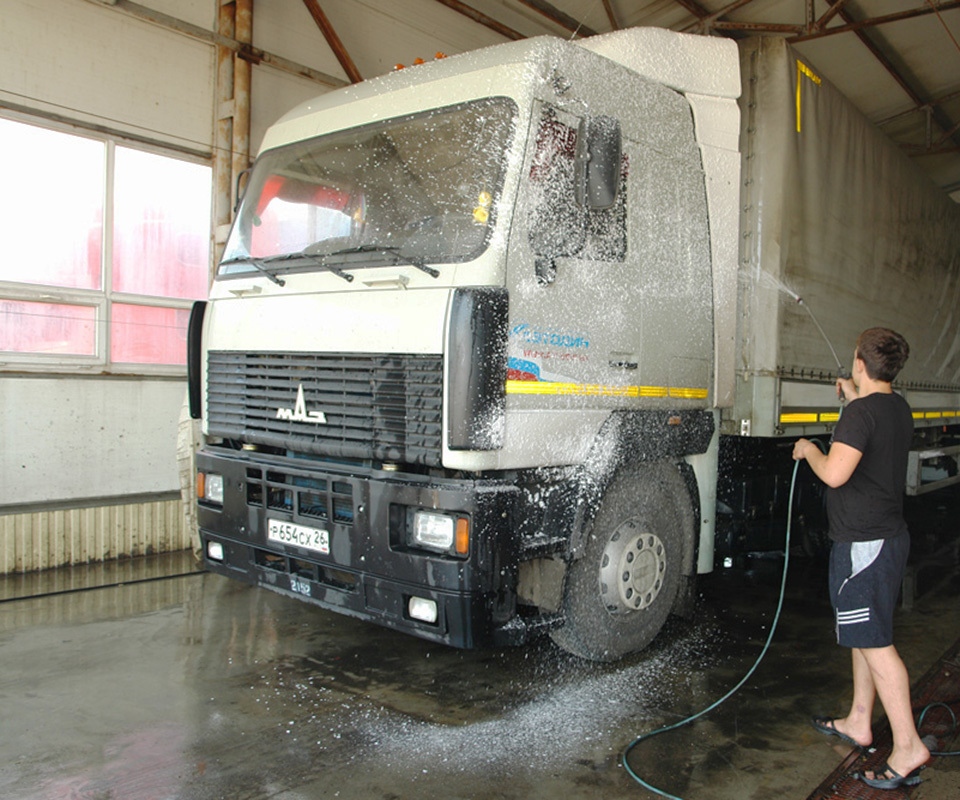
[810,716,865,749]
[851,762,924,790]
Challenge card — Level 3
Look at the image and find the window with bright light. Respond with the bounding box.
[0,116,212,371]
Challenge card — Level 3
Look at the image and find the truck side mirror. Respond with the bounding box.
[575,116,621,210]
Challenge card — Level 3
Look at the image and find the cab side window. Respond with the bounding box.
[527,105,627,265]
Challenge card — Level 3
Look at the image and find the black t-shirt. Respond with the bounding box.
[826,392,913,543]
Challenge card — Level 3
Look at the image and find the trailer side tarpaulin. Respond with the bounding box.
[736,38,960,434]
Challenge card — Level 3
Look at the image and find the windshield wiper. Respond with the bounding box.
[317,244,440,279]
[229,244,442,284]
[405,255,440,279]
[220,256,285,286]
[263,250,354,282]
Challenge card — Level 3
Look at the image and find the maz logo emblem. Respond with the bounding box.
[276,384,327,424]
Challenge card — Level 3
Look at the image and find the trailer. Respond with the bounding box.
[188,28,960,660]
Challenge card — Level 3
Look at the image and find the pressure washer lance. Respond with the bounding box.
[796,295,847,379]
[794,295,853,398]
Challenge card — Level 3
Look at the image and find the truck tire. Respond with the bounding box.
[551,461,690,661]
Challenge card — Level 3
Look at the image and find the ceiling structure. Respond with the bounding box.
[311,0,960,201]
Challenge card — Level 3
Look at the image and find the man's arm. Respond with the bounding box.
[792,439,862,488]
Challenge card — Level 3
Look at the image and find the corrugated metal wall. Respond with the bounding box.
[0,498,189,575]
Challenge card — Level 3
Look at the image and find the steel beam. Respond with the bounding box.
[935,118,960,148]
[682,0,758,33]
[714,21,805,34]
[514,0,598,37]
[671,0,710,19]
[100,0,347,89]
[214,0,236,269]
[813,0,960,155]
[600,0,619,30]
[878,89,960,126]
[431,0,524,40]
[814,0,852,30]
[212,0,252,273]
[234,0,252,195]
[789,2,960,43]
[301,0,363,83]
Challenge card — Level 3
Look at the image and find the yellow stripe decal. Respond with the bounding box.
[505,380,706,399]
[780,409,959,425]
[638,386,669,398]
[780,413,819,424]
[670,387,710,399]
[796,60,821,132]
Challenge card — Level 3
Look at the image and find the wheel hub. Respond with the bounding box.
[599,520,667,614]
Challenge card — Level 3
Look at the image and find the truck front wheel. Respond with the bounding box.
[551,462,690,661]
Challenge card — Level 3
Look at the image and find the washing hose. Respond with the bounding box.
[622,440,960,797]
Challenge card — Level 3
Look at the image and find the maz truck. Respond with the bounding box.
[188,28,960,661]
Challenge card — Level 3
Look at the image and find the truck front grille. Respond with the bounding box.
[206,351,443,466]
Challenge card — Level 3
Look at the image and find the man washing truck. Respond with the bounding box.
[189,28,960,661]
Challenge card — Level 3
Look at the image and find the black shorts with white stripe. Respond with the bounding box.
[828,533,910,649]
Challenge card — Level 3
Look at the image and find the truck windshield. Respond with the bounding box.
[219,97,517,278]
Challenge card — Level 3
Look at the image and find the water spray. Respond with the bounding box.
[794,294,850,382]
[759,271,848,380]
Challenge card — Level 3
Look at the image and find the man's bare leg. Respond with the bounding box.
[829,648,875,747]
[859,645,929,779]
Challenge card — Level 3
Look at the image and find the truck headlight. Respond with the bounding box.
[411,511,455,551]
[198,472,224,505]
[408,511,470,556]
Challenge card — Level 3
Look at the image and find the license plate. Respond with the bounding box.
[267,519,330,555]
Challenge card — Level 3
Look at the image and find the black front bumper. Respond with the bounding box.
[197,447,525,648]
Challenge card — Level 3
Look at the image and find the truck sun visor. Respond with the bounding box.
[447,288,508,451]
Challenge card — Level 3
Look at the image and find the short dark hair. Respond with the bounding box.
[856,328,910,383]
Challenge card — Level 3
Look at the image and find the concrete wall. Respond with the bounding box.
[0,378,187,504]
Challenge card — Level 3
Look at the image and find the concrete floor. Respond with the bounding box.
[1,493,959,800]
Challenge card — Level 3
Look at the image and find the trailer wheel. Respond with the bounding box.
[551,462,689,661]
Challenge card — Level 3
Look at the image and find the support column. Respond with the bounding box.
[212,0,253,276]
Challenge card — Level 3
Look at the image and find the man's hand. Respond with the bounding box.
[836,376,857,402]
[793,438,812,461]
[792,438,862,488]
